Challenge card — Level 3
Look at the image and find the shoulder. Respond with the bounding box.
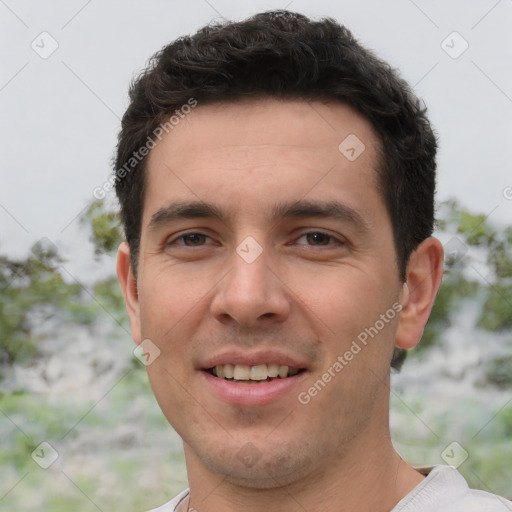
[144,489,190,512]
[450,487,512,512]
[393,465,512,512]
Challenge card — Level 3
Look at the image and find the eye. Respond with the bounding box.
[295,231,344,247]
[167,232,211,247]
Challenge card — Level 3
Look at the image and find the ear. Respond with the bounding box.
[395,237,444,350]
[117,241,142,345]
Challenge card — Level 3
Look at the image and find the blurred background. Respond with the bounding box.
[1,0,511,510]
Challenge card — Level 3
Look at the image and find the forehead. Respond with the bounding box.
[143,98,383,225]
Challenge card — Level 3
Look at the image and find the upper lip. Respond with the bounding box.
[200,350,309,370]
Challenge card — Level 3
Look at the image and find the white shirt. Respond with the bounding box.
[145,465,512,511]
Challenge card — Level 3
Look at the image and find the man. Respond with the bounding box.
[115,10,511,512]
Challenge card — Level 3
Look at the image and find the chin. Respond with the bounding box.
[223,461,316,490]
[195,437,318,489]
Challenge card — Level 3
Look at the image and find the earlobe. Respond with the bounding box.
[395,237,444,350]
[116,241,142,345]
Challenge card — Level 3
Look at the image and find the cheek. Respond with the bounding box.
[294,267,399,374]
[138,265,211,338]
[145,363,197,441]
[289,265,383,335]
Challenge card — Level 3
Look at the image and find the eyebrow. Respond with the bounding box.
[147,199,369,233]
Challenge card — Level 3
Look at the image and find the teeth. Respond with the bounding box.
[233,364,250,380]
[267,363,279,378]
[278,365,288,378]
[213,363,301,381]
[223,364,234,379]
[250,364,268,381]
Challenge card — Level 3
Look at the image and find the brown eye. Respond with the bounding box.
[305,232,331,246]
[181,233,207,246]
[167,233,210,247]
[295,231,343,247]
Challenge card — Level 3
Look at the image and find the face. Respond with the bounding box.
[121,99,409,487]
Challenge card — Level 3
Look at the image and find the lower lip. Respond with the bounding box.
[201,370,307,406]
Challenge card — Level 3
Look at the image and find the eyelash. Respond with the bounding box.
[166,231,345,248]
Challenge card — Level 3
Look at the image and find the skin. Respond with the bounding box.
[117,99,444,512]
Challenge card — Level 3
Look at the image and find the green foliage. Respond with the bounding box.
[505,226,512,246]
[482,355,512,389]
[463,441,512,500]
[500,404,512,438]
[1,431,36,468]
[488,241,512,280]
[93,276,125,314]
[80,199,123,256]
[410,199,512,356]
[457,210,495,246]
[0,200,128,370]
[419,272,479,352]
[478,285,512,332]
[0,240,87,364]
[0,378,186,512]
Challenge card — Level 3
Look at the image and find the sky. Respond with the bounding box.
[1,0,511,265]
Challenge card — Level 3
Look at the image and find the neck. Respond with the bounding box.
[182,425,424,512]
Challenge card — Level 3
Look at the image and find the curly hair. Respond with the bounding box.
[114,10,437,369]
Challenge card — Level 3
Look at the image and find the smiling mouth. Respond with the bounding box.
[205,363,305,383]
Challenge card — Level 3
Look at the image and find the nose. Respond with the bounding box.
[210,241,291,328]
